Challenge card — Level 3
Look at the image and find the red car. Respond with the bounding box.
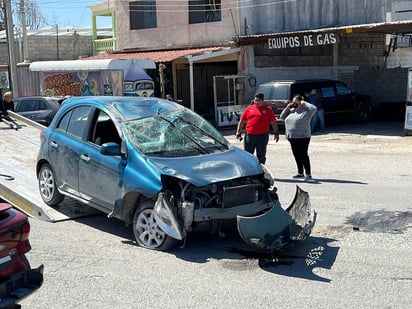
[0,202,43,308]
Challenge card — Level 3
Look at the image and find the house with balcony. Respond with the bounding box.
[88,0,244,125]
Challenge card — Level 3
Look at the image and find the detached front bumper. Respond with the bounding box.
[237,186,316,251]
[0,264,44,308]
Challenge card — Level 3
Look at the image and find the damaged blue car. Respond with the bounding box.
[36,96,316,251]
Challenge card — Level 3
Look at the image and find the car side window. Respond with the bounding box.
[335,82,351,95]
[321,86,335,98]
[91,110,121,146]
[38,101,48,110]
[57,110,72,131]
[18,100,35,112]
[56,106,91,139]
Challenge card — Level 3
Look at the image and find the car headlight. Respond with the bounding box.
[260,163,275,188]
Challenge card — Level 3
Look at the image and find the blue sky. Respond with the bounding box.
[36,0,106,28]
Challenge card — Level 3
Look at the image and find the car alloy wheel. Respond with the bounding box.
[132,201,177,251]
[38,163,64,206]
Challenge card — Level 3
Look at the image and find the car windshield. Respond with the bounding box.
[258,83,290,100]
[123,109,229,157]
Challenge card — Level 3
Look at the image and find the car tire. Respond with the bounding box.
[132,200,178,251]
[38,163,64,206]
[355,102,370,123]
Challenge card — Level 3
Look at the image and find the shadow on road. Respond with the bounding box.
[74,214,339,282]
[275,178,368,185]
[221,120,405,138]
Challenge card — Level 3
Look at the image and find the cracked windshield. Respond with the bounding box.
[124,110,229,157]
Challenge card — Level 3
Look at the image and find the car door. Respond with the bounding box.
[318,81,340,115]
[78,109,123,212]
[14,98,43,123]
[334,81,358,111]
[47,106,92,197]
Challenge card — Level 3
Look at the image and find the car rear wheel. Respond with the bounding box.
[38,163,64,206]
[355,102,370,123]
[132,200,178,251]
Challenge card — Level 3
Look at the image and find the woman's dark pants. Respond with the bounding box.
[288,137,311,175]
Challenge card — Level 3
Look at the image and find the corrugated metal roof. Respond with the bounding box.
[29,58,155,72]
[236,20,412,45]
[87,47,225,62]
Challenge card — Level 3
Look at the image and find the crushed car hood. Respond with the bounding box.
[147,147,263,187]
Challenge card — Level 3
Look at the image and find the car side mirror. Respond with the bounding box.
[100,142,122,156]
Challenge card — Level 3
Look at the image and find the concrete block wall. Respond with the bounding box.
[0,34,93,65]
[26,35,93,61]
[356,67,408,106]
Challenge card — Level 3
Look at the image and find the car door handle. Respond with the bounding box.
[80,154,90,162]
[50,141,58,148]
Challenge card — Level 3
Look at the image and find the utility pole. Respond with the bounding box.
[20,0,30,62]
[4,0,18,96]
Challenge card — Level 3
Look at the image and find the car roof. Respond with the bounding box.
[61,96,185,121]
[14,95,63,101]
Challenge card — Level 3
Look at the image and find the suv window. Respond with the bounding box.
[335,82,351,95]
[320,86,335,98]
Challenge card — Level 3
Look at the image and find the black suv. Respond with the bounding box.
[256,79,371,124]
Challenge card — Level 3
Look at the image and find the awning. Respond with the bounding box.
[236,20,412,45]
[29,58,155,72]
[86,46,235,63]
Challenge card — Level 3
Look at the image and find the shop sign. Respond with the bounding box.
[268,33,338,49]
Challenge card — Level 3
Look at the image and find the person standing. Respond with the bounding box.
[280,95,317,180]
[309,88,325,133]
[2,91,14,113]
[235,92,279,164]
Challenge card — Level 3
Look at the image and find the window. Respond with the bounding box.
[130,1,157,30]
[321,87,335,98]
[57,106,91,139]
[335,82,351,95]
[189,0,221,24]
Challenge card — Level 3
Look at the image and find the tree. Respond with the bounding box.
[0,0,46,31]
[15,0,47,29]
[0,0,6,31]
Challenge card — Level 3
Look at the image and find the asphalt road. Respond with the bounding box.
[20,121,412,309]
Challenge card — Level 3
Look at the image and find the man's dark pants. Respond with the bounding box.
[244,133,269,164]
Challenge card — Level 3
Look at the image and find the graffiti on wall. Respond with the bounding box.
[0,71,10,89]
[42,72,101,96]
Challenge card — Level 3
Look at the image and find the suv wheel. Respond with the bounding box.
[355,103,370,123]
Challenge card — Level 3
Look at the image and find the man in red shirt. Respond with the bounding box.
[236,92,279,164]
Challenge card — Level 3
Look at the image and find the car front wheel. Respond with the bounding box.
[38,163,64,206]
[132,200,178,251]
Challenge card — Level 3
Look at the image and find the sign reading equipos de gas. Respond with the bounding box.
[268,33,338,49]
